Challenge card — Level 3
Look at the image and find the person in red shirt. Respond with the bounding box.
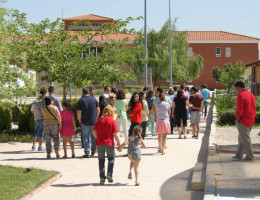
[93,106,121,185]
[233,81,256,162]
[128,92,143,136]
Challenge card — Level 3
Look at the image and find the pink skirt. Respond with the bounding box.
[155,120,170,134]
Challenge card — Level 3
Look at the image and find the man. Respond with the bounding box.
[77,87,100,158]
[201,84,210,118]
[102,86,111,101]
[180,84,190,134]
[31,88,47,151]
[48,86,63,111]
[189,86,204,139]
[89,86,95,97]
[233,81,256,162]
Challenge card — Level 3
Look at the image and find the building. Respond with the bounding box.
[62,14,260,90]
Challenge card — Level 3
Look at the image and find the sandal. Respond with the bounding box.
[63,155,67,158]
[158,148,162,153]
[56,153,60,158]
[135,182,140,186]
[128,173,132,180]
[72,154,75,158]
[47,154,51,159]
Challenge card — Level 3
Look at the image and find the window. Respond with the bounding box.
[216,47,221,57]
[225,47,231,57]
[187,47,193,57]
[82,47,103,57]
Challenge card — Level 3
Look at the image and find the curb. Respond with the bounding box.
[20,173,62,200]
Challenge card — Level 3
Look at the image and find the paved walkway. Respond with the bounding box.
[0,123,208,200]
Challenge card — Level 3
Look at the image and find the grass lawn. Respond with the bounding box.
[0,165,58,200]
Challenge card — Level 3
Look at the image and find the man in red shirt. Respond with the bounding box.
[189,86,204,139]
[233,81,256,162]
[93,106,121,185]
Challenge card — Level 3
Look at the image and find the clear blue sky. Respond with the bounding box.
[3,0,260,38]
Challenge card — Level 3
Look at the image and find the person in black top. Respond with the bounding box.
[98,95,108,119]
[172,90,190,139]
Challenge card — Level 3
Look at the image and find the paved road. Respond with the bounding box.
[0,125,208,200]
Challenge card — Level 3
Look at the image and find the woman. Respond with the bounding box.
[98,95,108,119]
[42,96,62,159]
[128,92,143,136]
[146,90,156,136]
[172,90,190,139]
[154,93,171,155]
[107,95,117,120]
[93,106,121,185]
[140,92,149,139]
[115,90,128,139]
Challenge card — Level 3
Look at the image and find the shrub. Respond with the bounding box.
[214,95,236,113]
[217,110,236,126]
[18,104,34,133]
[0,103,12,131]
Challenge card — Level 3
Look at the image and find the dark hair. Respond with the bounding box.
[89,86,94,91]
[62,101,72,109]
[129,92,142,111]
[132,125,142,140]
[48,86,55,93]
[234,81,245,89]
[157,87,163,94]
[111,88,117,94]
[177,90,184,98]
[104,86,110,91]
[159,93,165,102]
[45,96,54,106]
[116,90,125,100]
[173,86,178,91]
[99,95,108,107]
[82,87,90,95]
[147,90,154,99]
[139,91,146,100]
[180,84,185,90]
[191,86,199,93]
[143,87,149,92]
[40,88,47,95]
[201,84,208,89]
[168,87,174,95]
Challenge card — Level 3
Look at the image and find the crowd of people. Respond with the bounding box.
[31,84,210,185]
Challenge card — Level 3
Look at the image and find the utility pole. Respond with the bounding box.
[144,0,148,87]
[169,0,173,87]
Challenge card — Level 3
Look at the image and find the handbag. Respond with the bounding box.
[46,106,60,127]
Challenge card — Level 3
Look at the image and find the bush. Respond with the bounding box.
[214,95,236,113]
[0,103,12,131]
[217,110,236,126]
[18,104,34,133]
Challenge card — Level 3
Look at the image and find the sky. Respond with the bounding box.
[3,0,260,39]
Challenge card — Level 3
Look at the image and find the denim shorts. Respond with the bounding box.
[190,111,202,123]
[33,120,44,138]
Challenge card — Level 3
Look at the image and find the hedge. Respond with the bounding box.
[18,104,34,133]
[0,103,12,131]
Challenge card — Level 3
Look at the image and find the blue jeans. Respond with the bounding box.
[97,145,115,179]
[81,124,96,155]
[146,113,156,136]
[204,102,208,117]
[33,120,44,138]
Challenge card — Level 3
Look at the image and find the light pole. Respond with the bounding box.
[169,0,173,87]
[144,0,148,87]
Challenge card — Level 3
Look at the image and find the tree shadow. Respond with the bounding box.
[51,182,131,187]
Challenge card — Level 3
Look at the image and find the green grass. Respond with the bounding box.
[0,165,58,200]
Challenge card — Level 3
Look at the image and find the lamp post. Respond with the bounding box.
[169,0,173,87]
[144,0,148,87]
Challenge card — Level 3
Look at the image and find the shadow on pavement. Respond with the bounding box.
[0,150,42,154]
[160,168,204,200]
[51,182,131,187]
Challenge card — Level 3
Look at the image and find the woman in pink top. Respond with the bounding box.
[60,102,76,158]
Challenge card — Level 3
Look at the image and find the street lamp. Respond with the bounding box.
[144,0,148,87]
[169,0,173,87]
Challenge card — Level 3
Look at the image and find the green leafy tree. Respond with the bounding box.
[212,61,246,94]
[26,17,138,101]
[133,20,204,87]
[0,1,35,103]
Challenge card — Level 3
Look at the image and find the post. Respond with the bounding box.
[144,0,148,87]
[169,0,173,87]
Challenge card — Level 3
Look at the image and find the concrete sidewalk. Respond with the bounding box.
[205,106,260,200]
[0,122,208,200]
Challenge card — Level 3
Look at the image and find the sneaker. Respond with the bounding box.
[82,155,90,158]
[100,178,106,185]
[32,146,36,151]
[107,173,113,183]
[38,147,46,151]
[192,134,196,138]
[91,151,96,156]
[232,156,241,161]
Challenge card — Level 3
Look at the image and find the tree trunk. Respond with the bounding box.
[63,82,67,102]
[227,86,231,95]
[149,67,153,91]
[153,77,157,90]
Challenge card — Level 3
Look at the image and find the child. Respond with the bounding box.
[118,126,146,186]
[60,102,76,158]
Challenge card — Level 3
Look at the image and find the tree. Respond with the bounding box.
[26,17,138,101]
[133,20,204,87]
[0,2,35,103]
[212,61,246,94]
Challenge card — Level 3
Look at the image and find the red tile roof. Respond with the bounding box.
[186,31,260,41]
[63,14,114,22]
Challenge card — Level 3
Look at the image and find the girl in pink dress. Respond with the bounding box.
[60,102,76,158]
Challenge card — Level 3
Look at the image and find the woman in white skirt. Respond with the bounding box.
[154,93,171,155]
